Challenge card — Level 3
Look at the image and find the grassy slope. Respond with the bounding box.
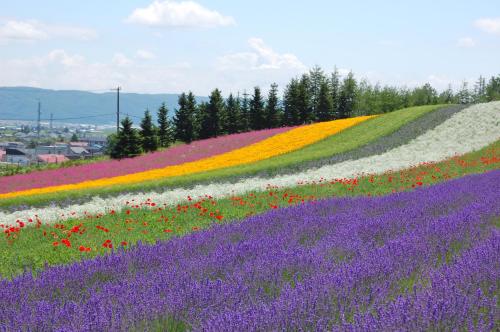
[1,138,497,279]
[0,105,446,208]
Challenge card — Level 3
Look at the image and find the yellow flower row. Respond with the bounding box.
[0,115,375,199]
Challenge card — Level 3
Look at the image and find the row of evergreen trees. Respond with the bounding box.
[107,66,500,159]
[107,105,173,159]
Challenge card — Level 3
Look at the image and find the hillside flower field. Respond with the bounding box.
[0,126,293,194]
[1,170,498,330]
[1,102,497,226]
[0,102,499,331]
[0,115,373,200]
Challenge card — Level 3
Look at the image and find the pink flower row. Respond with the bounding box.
[0,127,294,194]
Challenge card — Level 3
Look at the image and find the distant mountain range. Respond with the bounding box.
[0,87,208,125]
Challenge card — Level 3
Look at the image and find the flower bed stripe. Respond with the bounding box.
[0,170,498,330]
[0,127,295,194]
[254,104,466,177]
[0,115,374,199]
[0,104,445,209]
[1,102,497,226]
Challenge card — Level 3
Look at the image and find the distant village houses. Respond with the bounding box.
[0,138,106,166]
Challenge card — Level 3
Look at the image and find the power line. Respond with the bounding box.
[37,101,41,139]
[1,113,116,122]
[111,86,121,134]
[48,113,116,121]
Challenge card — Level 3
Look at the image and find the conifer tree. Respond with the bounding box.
[110,117,142,159]
[316,80,333,121]
[309,65,326,116]
[338,71,357,119]
[240,91,250,132]
[157,103,172,148]
[140,109,158,152]
[438,84,455,104]
[193,101,207,140]
[199,88,224,138]
[225,93,241,134]
[249,87,265,130]
[330,67,341,119]
[283,79,301,126]
[174,92,196,143]
[473,75,487,103]
[486,75,500,101]
[264,83,281,128]
[298,74,313,124]
[457,81,472,104]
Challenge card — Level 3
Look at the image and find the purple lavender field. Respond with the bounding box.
[1,170,499,331]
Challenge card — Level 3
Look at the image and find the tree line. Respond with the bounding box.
[108,66,500,159]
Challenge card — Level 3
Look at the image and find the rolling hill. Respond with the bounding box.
[0,87,208,124]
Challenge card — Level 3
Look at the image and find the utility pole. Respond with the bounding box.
[112,86,122,134]
[37,101,41,139]
[50,113,53,130]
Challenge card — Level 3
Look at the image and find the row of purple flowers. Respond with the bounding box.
[0,170,499,331]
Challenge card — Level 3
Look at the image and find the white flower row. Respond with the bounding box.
[2,102,499,227]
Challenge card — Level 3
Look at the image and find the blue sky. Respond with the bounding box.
[0,0,499,95]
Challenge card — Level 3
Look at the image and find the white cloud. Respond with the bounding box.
[126,0,235,28]
[112,53,134,66]
[217,38,306,71]
[457,37,475,48]
[0,19,97,42]
[0,50,206,94]
[213,38,308,94]
[47,50,85,67]
[0,20,47,41]
[135,49,156,60]
[474,17,500,35]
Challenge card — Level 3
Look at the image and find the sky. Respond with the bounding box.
[0,0,499,96]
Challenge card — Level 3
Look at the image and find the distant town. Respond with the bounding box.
[0,120,109,167]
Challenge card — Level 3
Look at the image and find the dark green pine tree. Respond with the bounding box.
[315,80,334,121]
[217,91,230,136]
[298,74,313,124]
[283,78,301,126]
[249,86,265,130]
[330,67,341,119]
[240,91,250,132]
[308,65,326,116]
[199,88,224,139]
[338,71,357,119]
[157,103,173,148]
[225,93,241,134]
[110,117,142,159]
[193,101,207,140]
[486,75,500,101]
[174,92,196,143]
[264,83,281,128]
[140,109,158,153]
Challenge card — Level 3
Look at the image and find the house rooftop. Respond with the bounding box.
[37,154,69,164]
[69,141,89,147]
[69,146,89,154]
[5,148,26,156]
